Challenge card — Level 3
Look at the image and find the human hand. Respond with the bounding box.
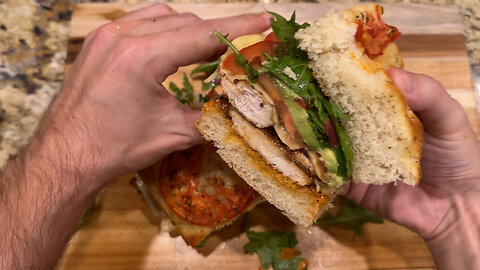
[343,68,480,268]
[36,4,271,185]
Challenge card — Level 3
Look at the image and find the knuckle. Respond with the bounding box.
[180,12,200,21]
[197,20,217,38]
[113,37,148,64]
[154,3,173,13]
[91,23,121,42]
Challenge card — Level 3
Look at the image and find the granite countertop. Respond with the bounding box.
[0,0,479,166]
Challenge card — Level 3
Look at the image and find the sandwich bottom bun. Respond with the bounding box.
[196,97,331,227]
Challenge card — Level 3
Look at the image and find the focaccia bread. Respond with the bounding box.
[296,4,423,185]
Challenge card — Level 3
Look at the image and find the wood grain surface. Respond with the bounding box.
[60,3,479,270]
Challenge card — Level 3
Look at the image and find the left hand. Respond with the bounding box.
[38,4,272,184]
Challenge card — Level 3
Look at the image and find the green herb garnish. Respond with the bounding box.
[169,73,194,105]
[214,32,259,83]
[198,93,211,103]
[269,11,309,44]
[196,238,207,248]
[269,11,309,59]
[316,199,384,235]
[190,59,220,77]
[244,213,307,270]
[263,54,353,178]
[263,11,354,179]
[201,80,216,91]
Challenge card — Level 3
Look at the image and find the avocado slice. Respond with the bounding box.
[271,77,345,187]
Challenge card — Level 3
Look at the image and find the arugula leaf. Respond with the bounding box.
[182,73,194,104]
[169,73,194,105]
[202,80,216,91]
[198,93,210,103]
[269,11,309,59]
[215,32,259,83]
[244,230,308,270]
[263,55,312,97]
[318,96,353,177]
[196,238,207,248]
[244,212,307,270]
[316,199,384,235]
[334,124,353,177]
[269,11,309,43]
[264,56,353,178]
[191,59,220,77]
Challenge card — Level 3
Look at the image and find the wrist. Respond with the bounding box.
[27,118,112,193]
[0,127,105,269]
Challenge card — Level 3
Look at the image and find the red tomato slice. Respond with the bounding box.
[158,143,257,226]
[222,40,280,75]
[355,8,401,58]
[257,75,305,147]
[324,118,338,148]
[265,32,280,42]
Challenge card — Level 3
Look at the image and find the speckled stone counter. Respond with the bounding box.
[0,0,479,166]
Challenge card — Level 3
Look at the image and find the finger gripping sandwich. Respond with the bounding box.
[196,4,423,226]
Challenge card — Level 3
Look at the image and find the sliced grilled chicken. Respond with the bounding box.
[222,79,274,128]
[230,109,314,186]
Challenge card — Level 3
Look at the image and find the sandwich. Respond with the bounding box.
[196,4,424,227]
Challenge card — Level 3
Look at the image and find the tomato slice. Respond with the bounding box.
[265,32,280,42]
[222,40,280,75]
[257,75,305,147]
[355,8,401,58]
[158,143,257,226]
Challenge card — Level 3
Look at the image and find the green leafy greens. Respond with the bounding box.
[169,73,217,106]
[213,12,354,181]
[316,199,384,235]
[169,73,194,105]
[268,11,310,60]
[244,213,307,270]
[190,59,220,77]
[265,12,354,179]
[215,32,259,83]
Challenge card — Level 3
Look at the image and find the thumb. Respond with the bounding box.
[387,68,469,138]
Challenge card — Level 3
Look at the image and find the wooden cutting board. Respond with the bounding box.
[61,3,480,270]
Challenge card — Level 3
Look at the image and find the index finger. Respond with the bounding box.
[148,12,272,79]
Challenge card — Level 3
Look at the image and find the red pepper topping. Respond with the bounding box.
[354,8,401,58]
[294,97,309,109]
[325,118,338,148]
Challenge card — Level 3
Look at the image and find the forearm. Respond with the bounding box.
[426,189,480,270]
[0,123,108,269]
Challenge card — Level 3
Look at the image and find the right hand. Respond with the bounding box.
[344,68,480,268]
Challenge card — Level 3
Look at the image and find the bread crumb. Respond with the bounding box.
[283,67,297,80]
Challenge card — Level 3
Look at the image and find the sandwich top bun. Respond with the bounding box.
[296,4,423,185]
